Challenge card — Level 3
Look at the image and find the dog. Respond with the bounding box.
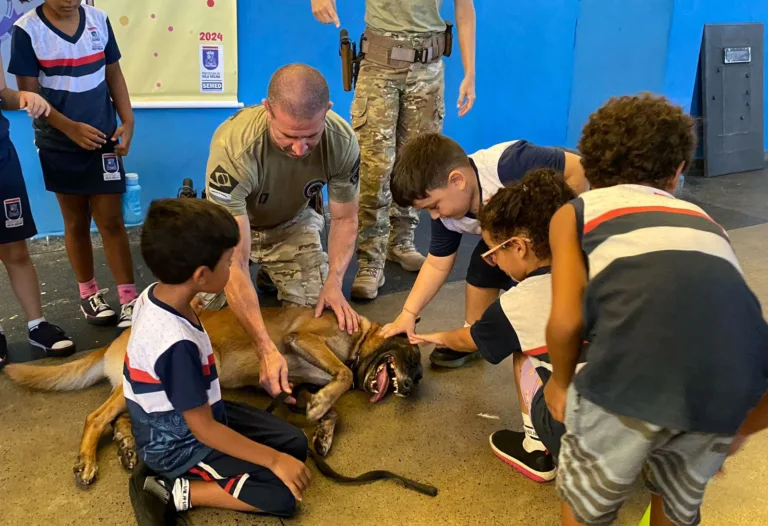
[4,306,423,487]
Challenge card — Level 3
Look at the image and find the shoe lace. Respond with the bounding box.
[121,299,136,318]
[89,289,110,312]
[358,267,379,278]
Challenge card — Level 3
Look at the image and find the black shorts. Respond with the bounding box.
[0,140,37,244]
[38,142,126,195]
[184,401,308,518]
[465,238,514,290]
[531,372,567,461]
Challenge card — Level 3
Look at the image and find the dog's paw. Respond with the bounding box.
[118,443,138,472]
[73,454,98,488]
[306,393,331,422]
[313,428,334,457]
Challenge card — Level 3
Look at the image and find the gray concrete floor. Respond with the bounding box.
[3,224,768,525]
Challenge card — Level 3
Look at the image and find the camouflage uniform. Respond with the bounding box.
[201,105,359,309]
[352,0,448,298]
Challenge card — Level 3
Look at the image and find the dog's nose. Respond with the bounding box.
[402,378,413,392]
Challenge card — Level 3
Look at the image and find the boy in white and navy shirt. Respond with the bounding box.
[412,169,584,483]
[10,0,139,329]
[383,133,589,369]
[126,198,311,523]
[547,94,768,526]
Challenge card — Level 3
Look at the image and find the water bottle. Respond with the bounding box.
[122,173,143,225]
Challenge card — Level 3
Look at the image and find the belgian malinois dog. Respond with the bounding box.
[4,307,423,487]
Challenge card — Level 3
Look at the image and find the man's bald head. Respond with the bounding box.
[266,64,330,120]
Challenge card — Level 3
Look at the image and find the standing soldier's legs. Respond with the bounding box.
[259,208,329,307]
[351,63,403,300]
[388,60,446,271]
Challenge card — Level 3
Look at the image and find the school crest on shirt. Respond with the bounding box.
[102,153,121,181]
[88,26,104,51]
[4,197,23,228]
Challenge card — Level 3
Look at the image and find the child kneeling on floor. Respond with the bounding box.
[127,198,311,523]
[411,168,583,482]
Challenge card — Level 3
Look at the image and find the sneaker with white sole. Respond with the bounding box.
[489,429,556,482]
[81,290,118,326]
[118,298,137,329]
[28,321,76,358]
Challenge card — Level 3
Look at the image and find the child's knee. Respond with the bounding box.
[95,214,126,237]
[0,241,31,266]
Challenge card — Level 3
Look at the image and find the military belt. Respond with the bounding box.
[360,29,446,69]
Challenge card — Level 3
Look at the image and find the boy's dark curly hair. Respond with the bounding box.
[478,168,575,260]
[578,93,696,189]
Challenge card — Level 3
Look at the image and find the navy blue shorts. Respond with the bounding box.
[183,401,308,518]
[465,238,514,290]
[0,140,37,244]
[38,142,126,195]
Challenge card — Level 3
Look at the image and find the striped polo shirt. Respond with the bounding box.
[572,184,768,434]
[471,266,586,379]
[9,4,120,152]
[123,285,226,478]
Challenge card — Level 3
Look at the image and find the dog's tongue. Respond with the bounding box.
[369,366,390,403]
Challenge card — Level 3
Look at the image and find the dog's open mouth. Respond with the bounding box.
[368,356,398,403]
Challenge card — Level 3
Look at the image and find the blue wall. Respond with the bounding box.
[8,0,767,236]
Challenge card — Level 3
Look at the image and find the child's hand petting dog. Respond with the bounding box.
[409,332,446,347]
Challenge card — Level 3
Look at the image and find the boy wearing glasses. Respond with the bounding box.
[383,133,588,369]
[411,169,583,482]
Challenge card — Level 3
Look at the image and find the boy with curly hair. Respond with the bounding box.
[545,93,768,526]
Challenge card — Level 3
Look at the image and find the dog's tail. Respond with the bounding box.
[4,346,109,391]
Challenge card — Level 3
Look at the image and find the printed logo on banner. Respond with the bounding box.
[102,153,121,181]
[200,45,224,93]
[88,26,104,51]
[4,197,24,228]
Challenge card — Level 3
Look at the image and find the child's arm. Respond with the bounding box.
[544,203,587,422]
[381,252,457,338]
[0,56,49,117]
[183,404,311,501]
[411,327,477,352]
[105,61,134,156]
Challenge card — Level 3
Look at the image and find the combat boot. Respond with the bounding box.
[351,266,385,300]
[387,244,426,272]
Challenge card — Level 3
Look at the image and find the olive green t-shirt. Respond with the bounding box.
[365,0,446,34]
[205,105,360,229]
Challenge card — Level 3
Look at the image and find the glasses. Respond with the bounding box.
[481,236,530,266]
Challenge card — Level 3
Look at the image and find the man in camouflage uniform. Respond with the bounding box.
[204,64,361,402]
[312,0,477,299]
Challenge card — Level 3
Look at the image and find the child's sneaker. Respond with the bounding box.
[28,322,76,358]
[81,290,117,325]
[129,469,179,526]
[118,298,137,330]
[489,429,556,482]
[0,331,8,370]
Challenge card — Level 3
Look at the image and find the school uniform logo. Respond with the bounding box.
[4,198,24,228]
[207,165,239,204]
[88,26,104,51]
[102,153,121,181]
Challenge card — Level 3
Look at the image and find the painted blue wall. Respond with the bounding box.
[8,0,766,235]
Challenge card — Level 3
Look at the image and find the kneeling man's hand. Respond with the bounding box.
[315,280,360,335]
[260,344,296,404]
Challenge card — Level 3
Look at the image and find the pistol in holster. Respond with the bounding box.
[443,21,453,57]
[340,29,362,92]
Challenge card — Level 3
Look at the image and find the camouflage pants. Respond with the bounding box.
[199,207,329,310]
[352,50,445,269]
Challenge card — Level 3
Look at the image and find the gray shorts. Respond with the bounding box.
[556,385,733,526]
